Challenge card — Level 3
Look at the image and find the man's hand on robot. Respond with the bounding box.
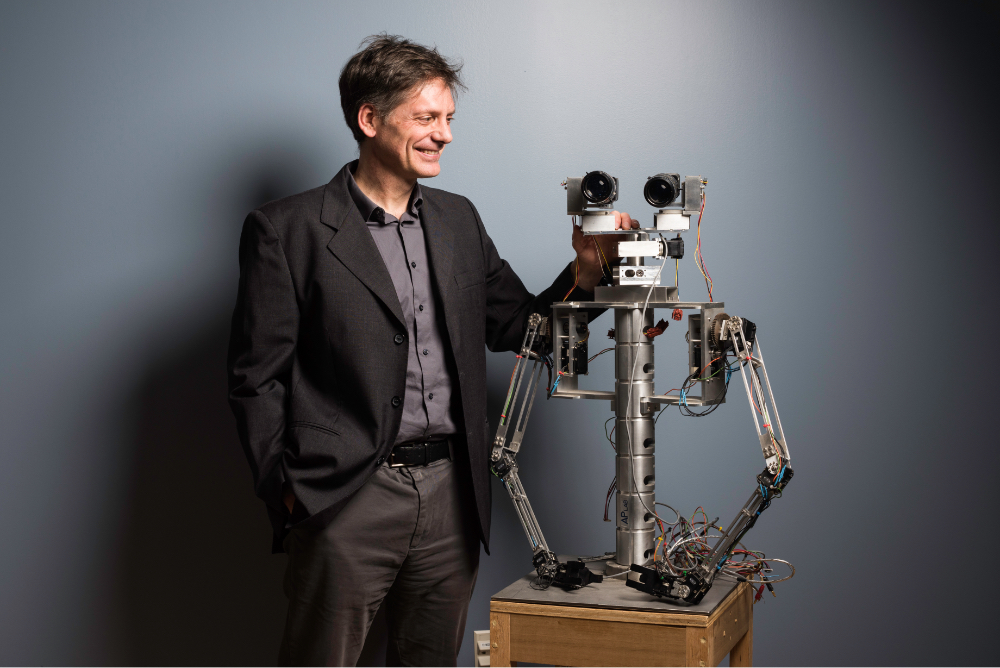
[572,211,638,291]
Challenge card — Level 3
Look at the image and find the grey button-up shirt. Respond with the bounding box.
[347,168,458,445]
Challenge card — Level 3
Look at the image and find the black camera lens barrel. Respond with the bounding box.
[644,173,681,208]
[581,170,618,206]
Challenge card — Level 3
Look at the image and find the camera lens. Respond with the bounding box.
[644,173,680,208]
[581,171,617,206]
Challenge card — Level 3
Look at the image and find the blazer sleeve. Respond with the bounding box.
[466,198,594,354]
[227,209,299,513]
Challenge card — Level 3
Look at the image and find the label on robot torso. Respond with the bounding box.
[618,496,630,528]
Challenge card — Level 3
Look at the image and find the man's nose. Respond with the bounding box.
[431,118,452,145]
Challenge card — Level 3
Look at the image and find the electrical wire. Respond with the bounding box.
[678,354,734,418]
[693,195,714,301]
[548,371,565,398]
[650,504,794,596]
[654,502,680,525]
[594,235,614,278]
[562,260,580,302]
[562,215,582,302]
[603,476,616,521]
[588,347,614,363]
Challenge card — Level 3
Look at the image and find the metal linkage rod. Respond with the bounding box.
[509,363,543,455]
[489,313,603,589]
[493,315,542,452]
[728,320,791,472]
[501,466,550,556]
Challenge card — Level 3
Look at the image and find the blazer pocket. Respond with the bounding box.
[288,421,340,436]
[455,269,485,290]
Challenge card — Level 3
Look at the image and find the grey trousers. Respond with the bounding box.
[278,457,481,667]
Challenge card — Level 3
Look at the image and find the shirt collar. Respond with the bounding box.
[346,162,423,224]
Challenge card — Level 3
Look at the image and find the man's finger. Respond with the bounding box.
[614,210,622,230]
[572,218,587,253]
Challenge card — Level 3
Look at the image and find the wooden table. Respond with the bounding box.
[489,563,753,667]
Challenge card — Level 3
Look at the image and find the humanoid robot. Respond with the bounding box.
[490,173,794,604]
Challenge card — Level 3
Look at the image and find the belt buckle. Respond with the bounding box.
[389,442,431,468]
[388,449,408,468]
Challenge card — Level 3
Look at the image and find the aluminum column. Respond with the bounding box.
[612,306,656,569]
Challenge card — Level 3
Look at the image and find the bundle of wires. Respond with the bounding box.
[678,354,735,417]
[693,195,713,301]
[652,506,795,600]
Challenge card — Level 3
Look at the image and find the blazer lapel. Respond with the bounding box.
[420,193,461,352]
[320,166,405,328]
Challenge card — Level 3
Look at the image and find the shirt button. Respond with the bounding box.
[394,333,405,345]
[428,393,434,400]
[418,304,424,312]
[391,396,402,407]
[376,456,385,466]
[422,349,429,356]
[411,261,416,268]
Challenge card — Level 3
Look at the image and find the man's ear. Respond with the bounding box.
[357,103,378,140]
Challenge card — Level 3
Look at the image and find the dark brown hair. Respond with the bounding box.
[339,34,465,144]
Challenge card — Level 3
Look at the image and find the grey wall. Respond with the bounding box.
[1,1,997,665]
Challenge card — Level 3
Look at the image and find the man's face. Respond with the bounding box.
[369,78,454,181]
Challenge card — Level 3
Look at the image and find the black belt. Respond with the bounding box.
[388,438,451,467]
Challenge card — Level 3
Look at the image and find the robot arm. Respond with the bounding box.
[628,316,794,604]
[490,313,603,589]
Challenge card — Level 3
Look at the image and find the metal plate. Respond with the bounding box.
[580,227,662,235]
[491,558,740,615]
[556,300,725,310]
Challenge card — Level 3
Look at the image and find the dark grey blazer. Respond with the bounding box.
[228,162,588,552]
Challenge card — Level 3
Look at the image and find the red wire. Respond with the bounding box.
[562,259,580,301]
[696,196,713,301]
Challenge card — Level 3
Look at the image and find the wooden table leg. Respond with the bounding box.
[729,591,753,667]
[490,611,514,667]
[686,625,711,667]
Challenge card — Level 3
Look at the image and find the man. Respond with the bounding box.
[228,34,635,666]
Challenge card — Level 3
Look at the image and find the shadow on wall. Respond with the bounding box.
[112,148,391,665]
[117,313,286,665]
